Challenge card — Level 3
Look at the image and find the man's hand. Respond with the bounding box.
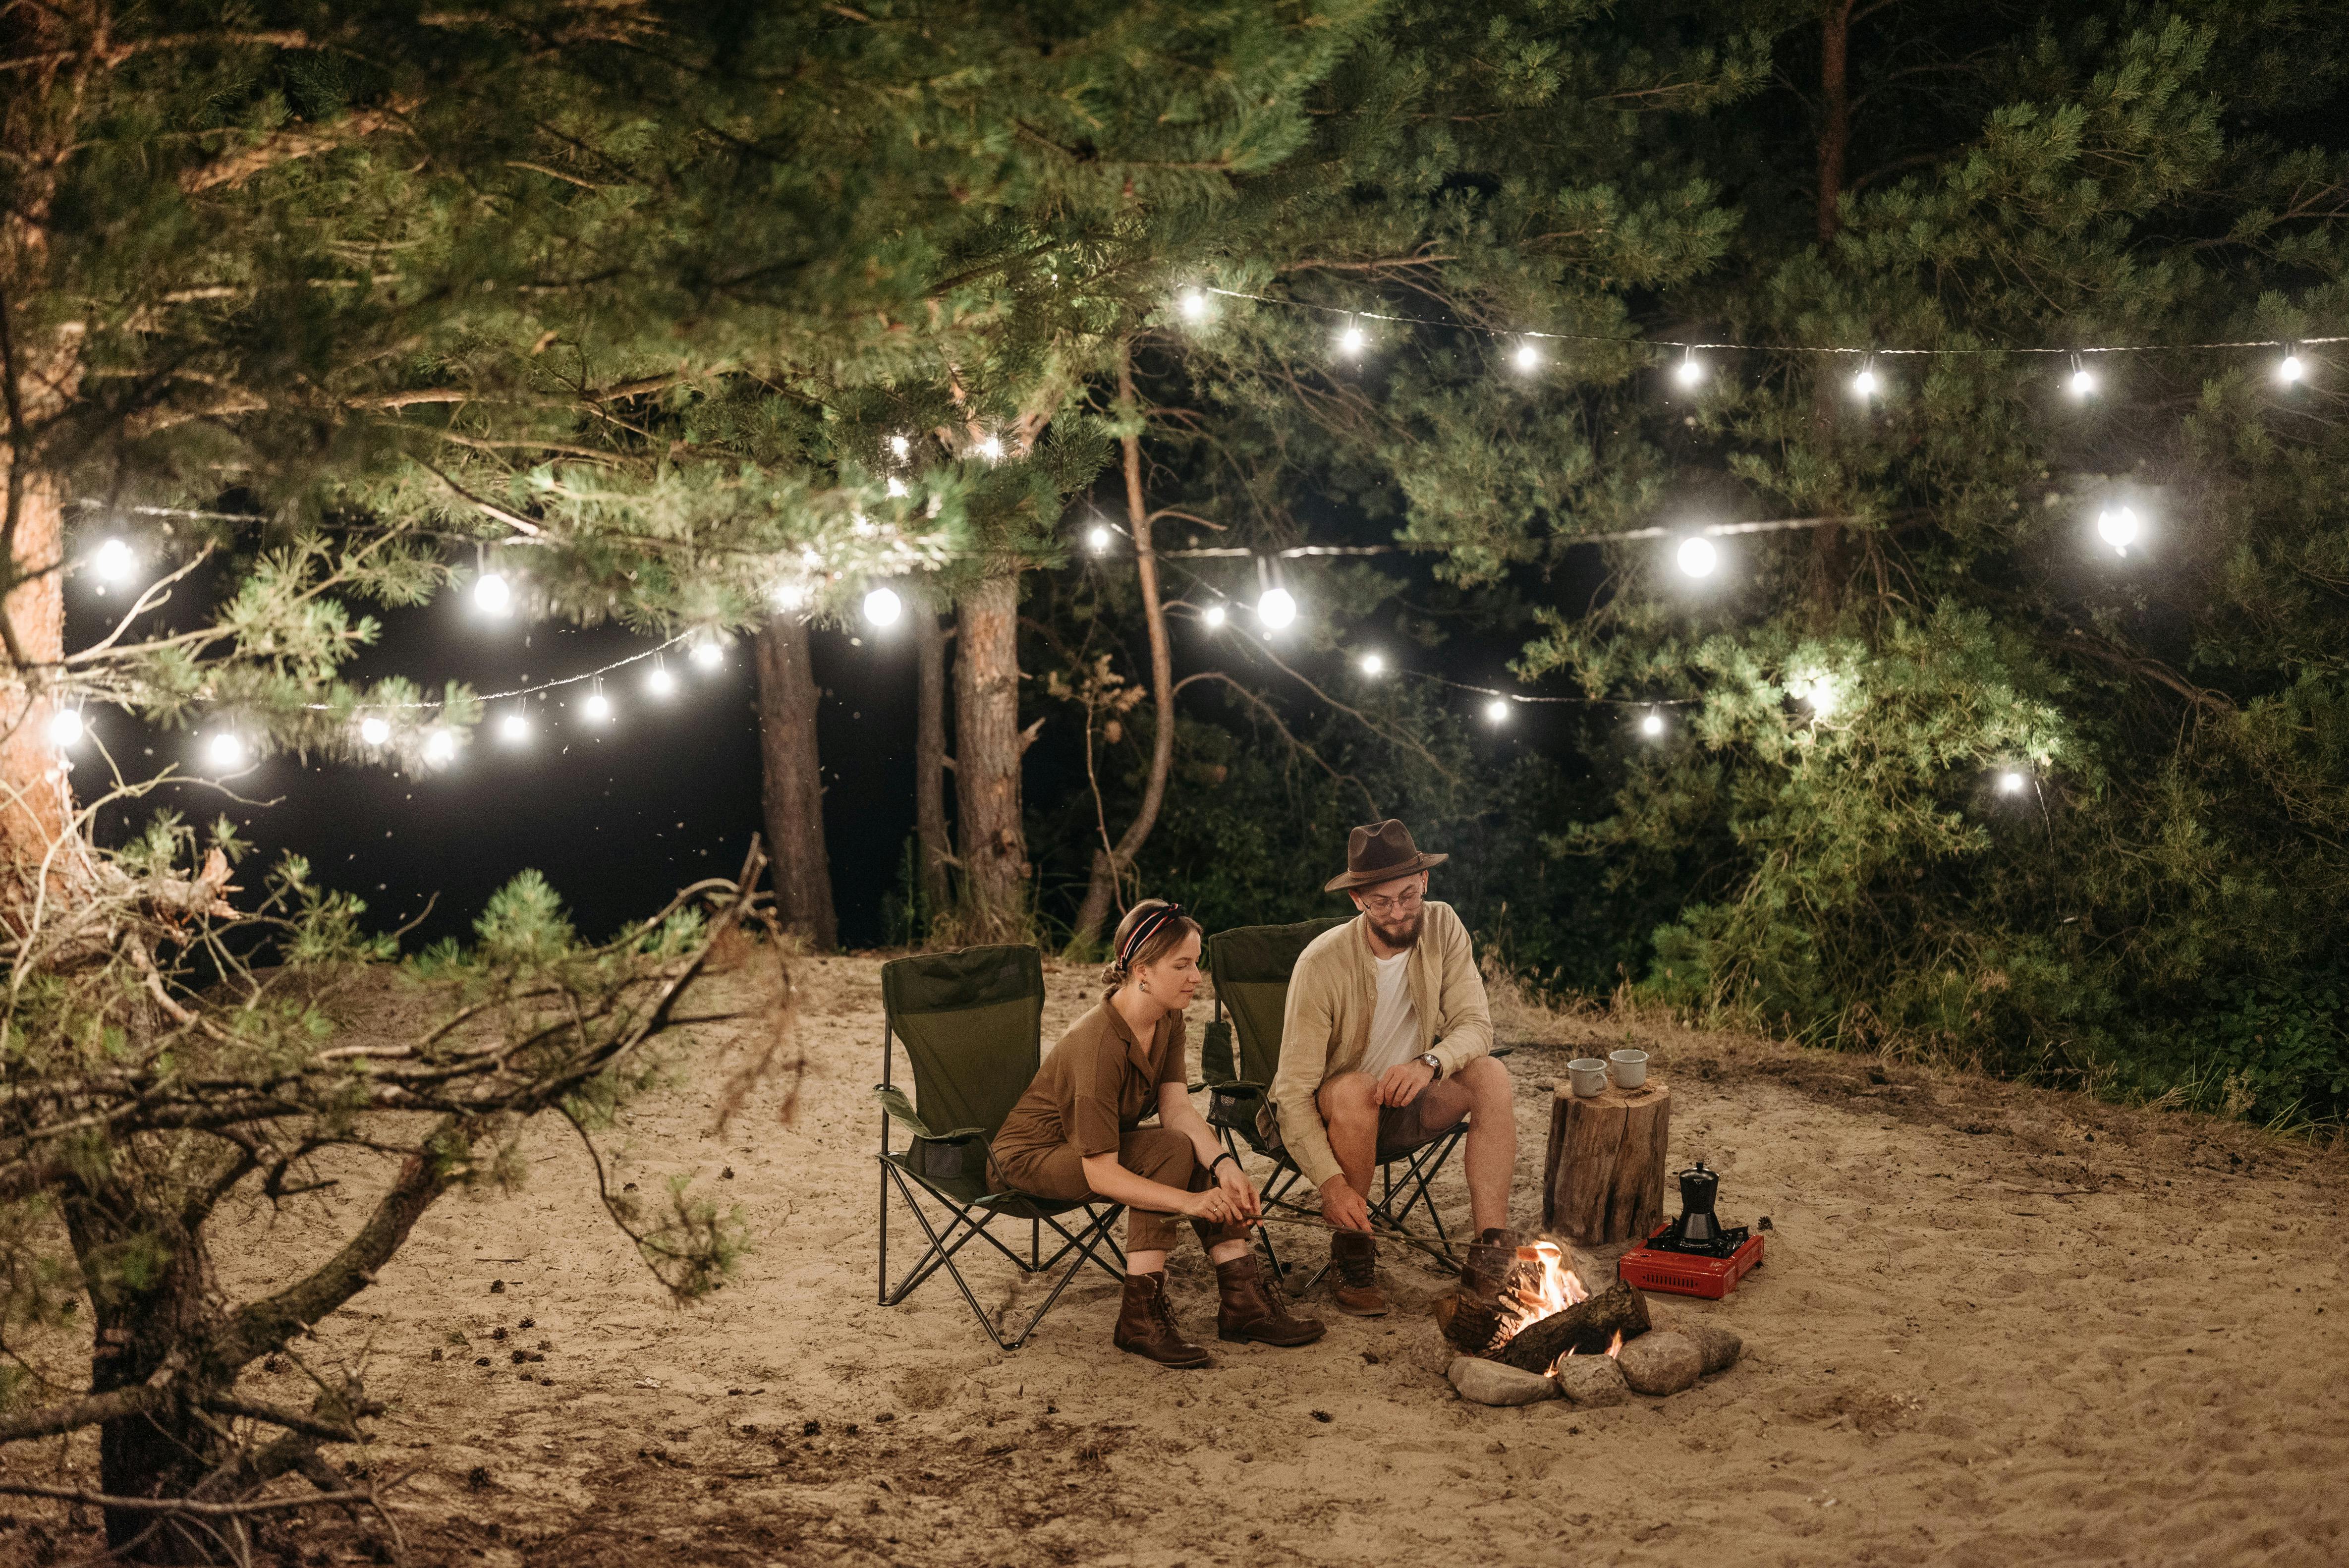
[1214,1159,1262,1223]
[1376,1057,1437,1108]
[1320,1175,1371,1233]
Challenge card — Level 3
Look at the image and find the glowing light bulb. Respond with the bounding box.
[1337,324,1366,357]
[422,729,456,766]
[47,708,83,748]
[206,732,245,770]
[2097,505,2140,554]
[2279,353,2306,384]
[773,582,808,611]
[500,711,529,742]
[1256,588,1297,630]
[1675,354,1705,389]
[1513,342,1541,372]
[890,434,911,459]
[2069,366,2097,397]
[582,689,612,723]
[863,587,903,627]
[1087,525,1113,554]
[690,639,724,670]
[1640,712,1665,738]
[1851,364,1881,398]
[93,538,136,583]
[1360,652,1386,676]
[1484,699,1510,725]
[976,435,1004,461]
[1201,604,1227,630]
[1676,537,1718,578]
[1799,674,1840,718]
[646,662,675,697]
[473,571,511,616]
[1998,770,2027,795]
[1178,289,1209,322]
[359,716,391,746]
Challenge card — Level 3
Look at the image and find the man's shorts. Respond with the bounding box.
[1254,1079,1467,1168]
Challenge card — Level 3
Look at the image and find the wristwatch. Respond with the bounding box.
[1418,1052,1443,1079]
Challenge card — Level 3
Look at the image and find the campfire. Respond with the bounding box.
[1493,1241,1624,1369]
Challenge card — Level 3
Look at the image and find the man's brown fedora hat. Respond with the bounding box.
[1324,819,1449,893]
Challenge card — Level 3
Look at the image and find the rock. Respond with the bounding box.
[1617,1330,1703,1396]
[1684,1321,1742,1376]
[1447,1355,1560,1406]
[1551,1353,1630,1407]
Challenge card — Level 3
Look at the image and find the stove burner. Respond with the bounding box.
[1647,1160,1750,1259]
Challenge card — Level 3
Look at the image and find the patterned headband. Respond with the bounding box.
[1118,902,1185,968]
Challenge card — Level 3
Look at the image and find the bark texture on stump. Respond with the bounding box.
[953,572,1028,941]
[912,602,952,921]
[1491,1279,1653,1374]
[1541,1078,1671,1245]
[753,613,837,950]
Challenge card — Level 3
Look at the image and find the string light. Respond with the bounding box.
[2069,355,2097,397]
[1359,652,1387,676]
[1256,587,1298,631]
[1336,321,1367,358]
[47,708,83,748]
[646,656,675,696]
[92,538,136,585]
[690,639,725,671]
[1086,524,1113,554]
[773,582,809,611]
[1640,711,1666,738]
[422,729,457,766]
[206,732,245,770]
[1512,342,1541,372]
[2279,347,2306,383]
[1851,358,1882,399]
[1792,672,1841,719]
[1201,604,1227,630]
[2096,505,2140,555]
[359,716,391,746]
[499,710,530,743]
[1178,288,1210,323]
[1676,537,1719,578]
[1484,698,1510,725]
[582,682,612,724]
[1674,348,1705,389]
[473,571,512,616]
[863,587,903,627]
[1997,770,2027,794]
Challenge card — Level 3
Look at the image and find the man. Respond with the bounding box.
[1260,819,1516,1314]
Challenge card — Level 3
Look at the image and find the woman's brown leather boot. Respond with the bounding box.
[1113,1270,1211,1367]
[1214,1254,1326,1346]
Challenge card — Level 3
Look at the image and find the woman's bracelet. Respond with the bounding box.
[1209,1151,1241,1178]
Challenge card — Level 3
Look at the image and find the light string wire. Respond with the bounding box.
[301,632,695,712]
[1199,286,2348,357]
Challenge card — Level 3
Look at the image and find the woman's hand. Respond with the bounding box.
[1215,1158,1262,1223]
[1182,1187,1244,1226]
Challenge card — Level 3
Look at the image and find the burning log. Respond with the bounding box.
[1541,1075,1671,1245]
[1491,1279,1653,1375]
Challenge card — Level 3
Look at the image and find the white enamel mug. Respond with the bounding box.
[1608,1048,1649,1089]
[1566,1058,1609,1096]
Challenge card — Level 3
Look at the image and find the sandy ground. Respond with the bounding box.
[7,950,2349,1567]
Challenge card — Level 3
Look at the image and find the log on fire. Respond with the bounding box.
[1491,1279,1652,1374]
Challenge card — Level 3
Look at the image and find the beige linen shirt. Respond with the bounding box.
[1268,900,1493,1190]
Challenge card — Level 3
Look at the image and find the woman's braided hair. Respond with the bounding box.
[1100,899,1202,997]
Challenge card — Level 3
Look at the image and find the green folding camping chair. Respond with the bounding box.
[875,944,1126,1351]
[1199,918,1508,1285]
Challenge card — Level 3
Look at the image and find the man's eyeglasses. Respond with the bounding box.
[1358,888,1424,916]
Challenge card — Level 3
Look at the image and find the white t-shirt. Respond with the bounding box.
[1360,950,1423,1078]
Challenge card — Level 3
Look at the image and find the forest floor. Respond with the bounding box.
[7,949,2349,1567]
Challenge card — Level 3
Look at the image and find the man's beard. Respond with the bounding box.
[1368,908,1423,950]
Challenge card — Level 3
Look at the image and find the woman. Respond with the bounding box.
[990,900,1324,1366]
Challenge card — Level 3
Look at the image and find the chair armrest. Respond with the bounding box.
[872,1085,988,1146]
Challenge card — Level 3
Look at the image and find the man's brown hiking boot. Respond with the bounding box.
[1215,1254,1325,1346]
[1328,1230,1388,1316]
[1113,1270,1211,1367]
[1443,1228,1521,1352]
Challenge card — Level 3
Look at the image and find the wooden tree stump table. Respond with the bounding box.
[1540,1076,1671,1245]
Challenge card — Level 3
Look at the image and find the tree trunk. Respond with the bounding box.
[953,571,1029,942]
[1540,1078,1672,1245]
[752,612,838,950]
[913,600,952,924]
[1069,344,1179,952]
[1817,0,1855,246]
[0,296,77,887]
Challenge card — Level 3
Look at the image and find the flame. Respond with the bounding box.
[1494,1241,1589,1345]
[1549,1330,1626,1376]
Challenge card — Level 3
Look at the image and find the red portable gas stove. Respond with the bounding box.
[1618,1160,1766,1300]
